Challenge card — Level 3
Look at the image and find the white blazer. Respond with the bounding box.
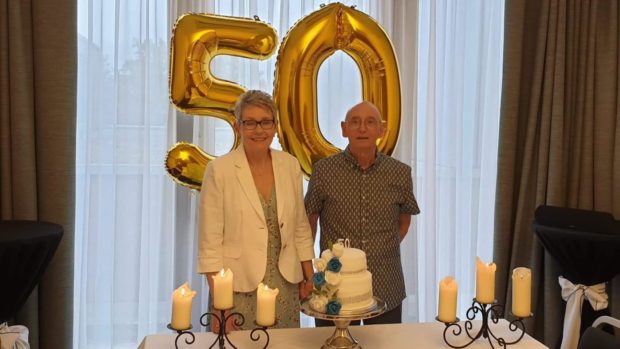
[197,146,315,292]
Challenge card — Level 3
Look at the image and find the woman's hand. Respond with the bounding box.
[299,260,315,300]
[298,279,314,300]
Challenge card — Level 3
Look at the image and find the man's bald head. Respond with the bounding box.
[345,101,382,122]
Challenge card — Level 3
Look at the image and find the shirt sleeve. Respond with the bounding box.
[304,161,324,215]
[400,165,421,215]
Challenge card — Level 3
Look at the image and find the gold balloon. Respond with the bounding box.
[274,3,402,177]
[167,6,402,187]
[165,142,210,191]
[168,13,278,189]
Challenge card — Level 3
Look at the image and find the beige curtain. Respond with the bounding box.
[494,0,620,347]
[0,1,76,348]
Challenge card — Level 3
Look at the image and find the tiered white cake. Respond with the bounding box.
[310,240,375,315]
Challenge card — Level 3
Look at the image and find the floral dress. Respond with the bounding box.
[208,186,300,330]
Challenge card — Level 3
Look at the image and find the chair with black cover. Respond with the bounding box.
[577,315,620,349]
[533,205,620,349]
[0,221,63,323]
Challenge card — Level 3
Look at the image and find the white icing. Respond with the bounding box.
[321,247,367,273]
[338,270,374,312]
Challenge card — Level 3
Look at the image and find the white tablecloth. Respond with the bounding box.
[138,319,548,349]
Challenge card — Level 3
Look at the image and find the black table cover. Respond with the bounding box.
[0,221,63,323]
[533,205,620,338]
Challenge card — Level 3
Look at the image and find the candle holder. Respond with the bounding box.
[437,299,529,349]
[167,309,276,349]
[200,308,245,349]
[249,320,276,349]
[167,324,195,349]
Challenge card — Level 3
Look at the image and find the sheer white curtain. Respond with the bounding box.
[415,0,505,322]
[75,0,503,347]
[75,1,173,348]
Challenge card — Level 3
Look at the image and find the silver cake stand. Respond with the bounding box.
[301,297,386,349]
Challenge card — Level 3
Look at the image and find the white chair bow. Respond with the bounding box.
[558,276,608,349]
[0,322,29,349]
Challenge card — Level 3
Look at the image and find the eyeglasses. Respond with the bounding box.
[240,119,276,130]
[346,117,381,130]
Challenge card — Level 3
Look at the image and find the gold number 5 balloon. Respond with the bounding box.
[167,13,278,189]
[167,4,401,188]
[275,3,401,176]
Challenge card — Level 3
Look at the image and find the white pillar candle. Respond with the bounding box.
[475,257,496,304]
[256,283,279,326]
[171,282,196,330]
[213,268,234,310]
[512,267,532,317]
[438,276,458,323]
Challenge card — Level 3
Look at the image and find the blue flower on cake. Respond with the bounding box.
[327,257,342,273]
[312,271,326,287]
[326,299,342,315]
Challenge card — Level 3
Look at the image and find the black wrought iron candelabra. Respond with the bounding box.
[168,308,272,349]
[167,324,195,349]
[437,299,529,349]
[201,308,245,349]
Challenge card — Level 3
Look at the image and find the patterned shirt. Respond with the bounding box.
[305,147,420,311]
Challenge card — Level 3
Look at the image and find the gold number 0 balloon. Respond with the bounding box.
[275,3,401,176]
[167,14,278,189]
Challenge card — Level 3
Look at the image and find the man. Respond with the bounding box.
[305,101,420,325]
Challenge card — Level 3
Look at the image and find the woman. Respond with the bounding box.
[197,90,314,332]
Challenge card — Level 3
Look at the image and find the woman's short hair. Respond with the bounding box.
[234,90,278,122]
